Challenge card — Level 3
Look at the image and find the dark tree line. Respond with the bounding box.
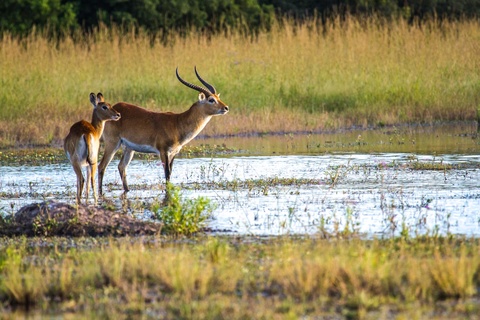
[1,0,480,37]
[261,0,480,19]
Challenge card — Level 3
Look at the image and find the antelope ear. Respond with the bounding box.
[97,92,105,103]
[198,92,206,102]
[89,92,97,108]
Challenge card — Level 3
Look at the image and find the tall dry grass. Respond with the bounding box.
[0,16,479,146]
[0,237,479,318]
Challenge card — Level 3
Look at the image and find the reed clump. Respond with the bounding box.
[1,16,479,147]
[0,236,479,318]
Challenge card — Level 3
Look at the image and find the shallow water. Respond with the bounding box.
[1,124,479,237]
[197,122,480,156]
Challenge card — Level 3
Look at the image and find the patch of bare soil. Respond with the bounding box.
[0,201,162,237]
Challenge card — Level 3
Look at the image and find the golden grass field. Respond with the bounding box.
[1,236,479,318]
[0,16,479,147]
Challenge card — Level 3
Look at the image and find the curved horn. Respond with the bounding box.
[194,66,217,94]
[176,67,211,96]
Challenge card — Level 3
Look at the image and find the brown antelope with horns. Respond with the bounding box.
[64,93,121,204]
[97,67,229,195]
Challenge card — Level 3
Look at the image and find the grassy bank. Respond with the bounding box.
[0,236,479,318]
[0,17,479,147]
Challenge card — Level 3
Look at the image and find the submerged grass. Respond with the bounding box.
[0,236,479,318]
[0,17,479,147]
[0,148,65,166]
[0,144,237,166]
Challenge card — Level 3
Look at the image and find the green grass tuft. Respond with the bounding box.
[151,183,216,236]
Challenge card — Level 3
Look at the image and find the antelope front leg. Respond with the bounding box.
[98,141,121,196]
[85,165,92,204]
[166,155,176,181]
[161,151,172,182]
[91,162,98,205]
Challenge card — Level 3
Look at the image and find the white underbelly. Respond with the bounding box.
[121,138,160,154]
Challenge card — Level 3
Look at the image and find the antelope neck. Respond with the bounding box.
[176,104,212,143]
[90,113,106,134]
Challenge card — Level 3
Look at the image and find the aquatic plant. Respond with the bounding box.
[151,183,216,236]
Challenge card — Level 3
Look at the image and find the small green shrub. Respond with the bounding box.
[152,183,216,236]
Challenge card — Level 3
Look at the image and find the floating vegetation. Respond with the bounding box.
[407,160,454,171]
[405,154,456,171]
[180,177,323,191]
[409,161,454,171]
[0,148,66,166]
[0,143,239,166]
[181,143,239,157]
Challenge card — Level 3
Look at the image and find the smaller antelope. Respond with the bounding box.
[98,67,229,194]
[64,93,121,204]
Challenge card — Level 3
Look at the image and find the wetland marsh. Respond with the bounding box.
[1,14,480,319]
[1,124,480,319]
[1,123,479,237]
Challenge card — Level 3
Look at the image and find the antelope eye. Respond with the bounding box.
[208,98,216,103]
[102,105,108,110]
